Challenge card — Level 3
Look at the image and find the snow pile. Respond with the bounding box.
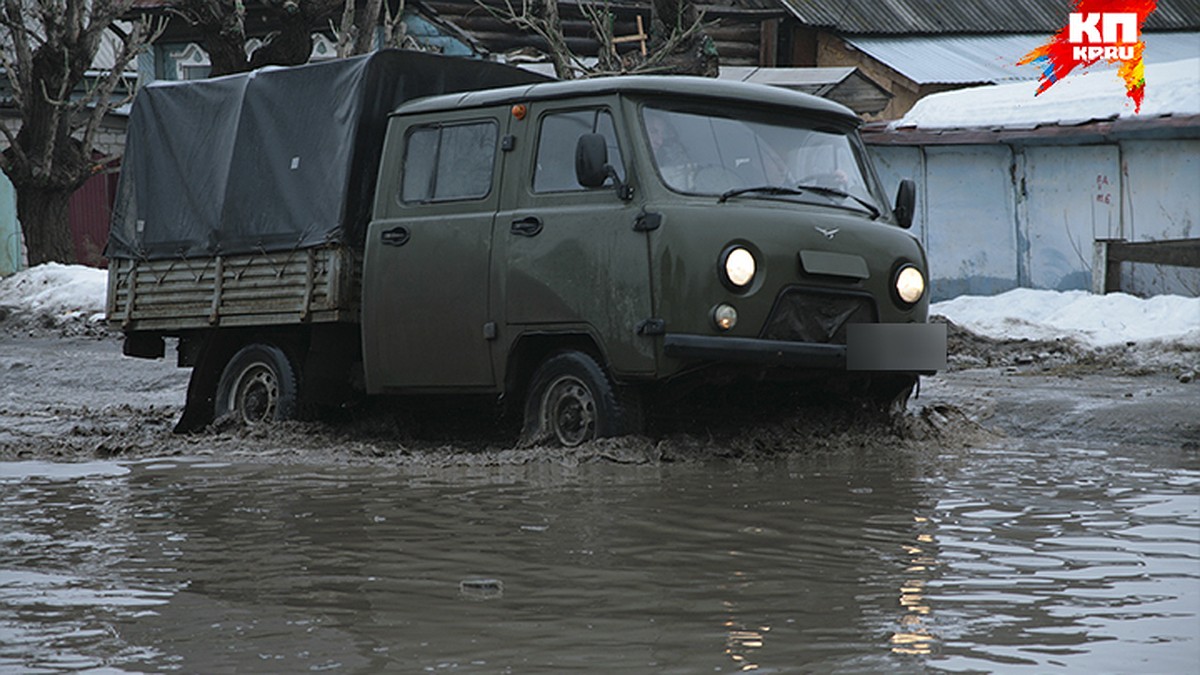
[893,58,1200,130]
[932,288,1200,348]
[0,263,109,337]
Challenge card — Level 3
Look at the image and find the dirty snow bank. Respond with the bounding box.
[933,288,1199,375]
[0,263,110,338]
[932,288,1200,348]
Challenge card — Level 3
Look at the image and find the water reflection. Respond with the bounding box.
[723,619,768,671]
[891,516,939,656]
[0,461,176,673]
[0,437,1196,672]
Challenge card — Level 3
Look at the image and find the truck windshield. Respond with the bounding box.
[643,105,884,215]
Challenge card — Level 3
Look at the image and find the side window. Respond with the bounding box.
[401,120,498,203]
[534,109,625,193]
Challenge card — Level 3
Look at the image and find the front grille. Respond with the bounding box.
[760,288,876,344]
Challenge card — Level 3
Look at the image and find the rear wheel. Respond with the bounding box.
[214,343,299,424]
[522,351,637,447]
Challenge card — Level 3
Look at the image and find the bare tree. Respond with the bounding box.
[379,0,411,50]
[482,0,717,79]
[334,0,428,58]
[334,0,418,57]
[170,0,344,76]
[644,0,717,76]
[0,0,164,265]
[333,0,385,57]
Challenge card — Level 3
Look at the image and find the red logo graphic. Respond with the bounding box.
[1019,0,1158,111]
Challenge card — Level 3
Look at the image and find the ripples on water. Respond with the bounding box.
[0,441,1196,673]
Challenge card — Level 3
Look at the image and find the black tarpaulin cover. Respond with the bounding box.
[108,50,545,260]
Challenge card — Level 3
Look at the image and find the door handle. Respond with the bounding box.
[381,226,410,246]
[510,216,543,237]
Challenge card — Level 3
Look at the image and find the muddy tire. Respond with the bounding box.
[214,343,299,425]
[869,374,917,415]
[522,351,636,447]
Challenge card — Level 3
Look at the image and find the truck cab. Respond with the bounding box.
[361,76,945,445]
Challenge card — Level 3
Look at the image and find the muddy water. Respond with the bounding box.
[1,438,1197,674]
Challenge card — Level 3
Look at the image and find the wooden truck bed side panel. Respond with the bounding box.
[107,247,361,332]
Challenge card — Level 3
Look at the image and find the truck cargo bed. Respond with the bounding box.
[107,246,360,332]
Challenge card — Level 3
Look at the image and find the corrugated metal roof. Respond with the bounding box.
[847,32,1200,84]
[777,0,1200,34]
[719,65,856,86]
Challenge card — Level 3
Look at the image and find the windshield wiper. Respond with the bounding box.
[718,184,881,219]
[793,184,881,220]
[717,185,806,203]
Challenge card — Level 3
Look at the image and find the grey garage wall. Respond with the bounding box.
[869,138,1199,301]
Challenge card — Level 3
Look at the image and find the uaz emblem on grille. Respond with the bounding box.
[815,226,840,239]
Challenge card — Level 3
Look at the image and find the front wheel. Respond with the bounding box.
[522,351,637,447]
[214,343,299,425]
[868,374,917,416]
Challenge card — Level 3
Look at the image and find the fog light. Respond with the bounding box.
[895,265,926,305]
[713,304,738,331]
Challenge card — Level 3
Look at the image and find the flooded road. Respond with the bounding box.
[2,435,1197,673]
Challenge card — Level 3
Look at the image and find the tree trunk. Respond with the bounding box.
[16,185,75,266]
[354,0,384,54]
[536,0,573,79]
[204,36,253,76]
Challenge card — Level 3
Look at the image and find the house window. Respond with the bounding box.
[401,121,499,203]
[179,64,211,80]
[169,43,211,81]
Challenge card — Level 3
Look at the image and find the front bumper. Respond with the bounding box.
[663,323,946,373]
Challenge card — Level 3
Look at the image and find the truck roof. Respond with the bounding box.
[392,75,860,125]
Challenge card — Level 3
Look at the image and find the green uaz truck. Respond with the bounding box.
[107,50,945,446]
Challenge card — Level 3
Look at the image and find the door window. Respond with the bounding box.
[401,121,499,203]
[533,109,625,193]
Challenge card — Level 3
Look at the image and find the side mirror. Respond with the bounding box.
[894,179,916,229]
[575,134,610,188]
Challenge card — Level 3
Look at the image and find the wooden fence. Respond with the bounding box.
[1092,238,1200,294]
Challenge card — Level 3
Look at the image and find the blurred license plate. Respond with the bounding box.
[847,323,947,372]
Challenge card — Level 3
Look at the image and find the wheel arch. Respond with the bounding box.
[174,325,318,432]
[503,330,610,415]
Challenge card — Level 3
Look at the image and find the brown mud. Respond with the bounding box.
[0,314,1196,466]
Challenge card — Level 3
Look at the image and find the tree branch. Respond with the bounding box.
[0,121,29,171]
[1,0,37,112]
[29,46,76,179]
[478,0,588,78]
[578,2,620,73]
[382,0,408,49]
[79,17,167,154]
[630,11,714,73]
[333,0,356,58]
[476,0,716,79]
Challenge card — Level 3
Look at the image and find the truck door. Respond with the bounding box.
[495,102,656,376]
[362,116,504,392]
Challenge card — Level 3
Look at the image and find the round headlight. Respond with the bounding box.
[724,247,756,288]
[895,265,926,305]
[712,304,738,331]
